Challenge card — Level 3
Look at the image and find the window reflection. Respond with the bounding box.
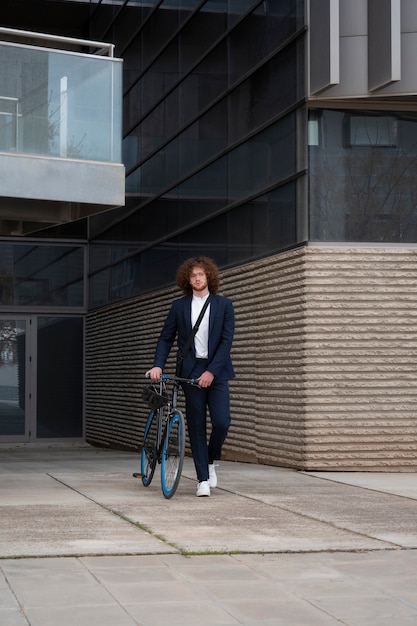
[89,180,301,306]
[90,0,307,308]
[123,3,305,190]
[0,244,85,307]
[309,109,417,243]
[0,320,25,437]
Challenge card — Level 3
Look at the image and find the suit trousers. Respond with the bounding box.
[182,358,231,482]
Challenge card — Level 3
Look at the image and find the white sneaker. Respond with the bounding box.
[208,464,218,488]
[196,480,210,497]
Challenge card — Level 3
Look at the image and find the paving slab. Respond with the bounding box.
[1,445,417,626]
[2,552,417,626]
[49,466,387,554]
[2,447,417,557]
[0,459,175,558]
[304,470,417,499]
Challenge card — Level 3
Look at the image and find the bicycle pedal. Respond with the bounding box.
[132,472,144,478]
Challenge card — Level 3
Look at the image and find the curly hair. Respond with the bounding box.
[176,256,220,295]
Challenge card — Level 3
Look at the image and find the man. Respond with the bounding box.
[146,256,235,497]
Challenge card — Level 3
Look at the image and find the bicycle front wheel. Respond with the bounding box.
[161,410,185,499]
[141,410,158,487]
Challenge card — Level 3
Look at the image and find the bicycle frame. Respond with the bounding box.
[138,374,197,498]
[152,375,187,448]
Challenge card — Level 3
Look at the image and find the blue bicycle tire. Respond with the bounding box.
[161,410,185,499]
[141,410,158,487]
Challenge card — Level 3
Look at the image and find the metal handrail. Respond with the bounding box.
[0,27,115,57]
[0,96,20,150]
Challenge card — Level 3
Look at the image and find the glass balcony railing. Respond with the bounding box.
[0,30,122,163]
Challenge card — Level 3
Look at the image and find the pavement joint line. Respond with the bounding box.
[302,471,417,503]
[43,468,409,557]
[1,568,29,624]
[215,485,406,551]
[77,556,142,623]
[47,473,257,558]
[59,467,410,554]
[48,470,392,557]
[299,595,350,625]
[46,472,185,555]
[187,468,409,554]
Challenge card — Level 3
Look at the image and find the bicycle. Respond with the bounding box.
[135,374,197,498]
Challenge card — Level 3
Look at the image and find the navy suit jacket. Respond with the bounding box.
[153,293,235,381]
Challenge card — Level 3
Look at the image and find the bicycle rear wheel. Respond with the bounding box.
[141,410,158,487]
[161,410,185,498]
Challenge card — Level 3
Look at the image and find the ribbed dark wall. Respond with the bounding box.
[85,287,176,450]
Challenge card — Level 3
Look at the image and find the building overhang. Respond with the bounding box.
[0,27,125,236]
[0,152,125,235]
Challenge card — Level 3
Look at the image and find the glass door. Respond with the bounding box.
[0,315,84,442]
[0,318,29,441]
[36,317,83,438]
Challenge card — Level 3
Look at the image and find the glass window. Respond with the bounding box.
[89,178,302,306]
[89,0,307,308]
[226,184,298,264]
[0,320,26,437]
[177,182,298,266]
[125,39,229,174]
[179,155,228,198]
[179,7,227,76]
[90,269,111,310]
[229,114,297,201]
[346,116,398,147]
[309,109,417,243]
[228,0,304,83]
[0,244,85,308]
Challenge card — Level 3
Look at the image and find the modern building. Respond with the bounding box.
[1,0,416,470]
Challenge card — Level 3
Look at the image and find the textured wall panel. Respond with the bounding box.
[85,289,177,451]
[86,245,417,470]
[221,251,307,468]
[303,246,417,470]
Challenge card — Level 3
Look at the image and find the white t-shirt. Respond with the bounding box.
[191,293,210,358]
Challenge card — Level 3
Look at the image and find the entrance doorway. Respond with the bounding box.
[0,319,26,439]
[0,316,83,442]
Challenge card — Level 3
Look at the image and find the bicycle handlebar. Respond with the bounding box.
[145,373,199,386]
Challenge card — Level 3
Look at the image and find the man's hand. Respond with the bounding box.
[197,370,214,388]
[145,367,162,381]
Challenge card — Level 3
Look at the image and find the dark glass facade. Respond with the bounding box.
[0,244,85,308]
[3,2,417,307]
[87,0,307,308]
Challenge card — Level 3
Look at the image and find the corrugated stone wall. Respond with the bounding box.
[86,245,417,470]
[303,246,417,470]
[221,250,307,467]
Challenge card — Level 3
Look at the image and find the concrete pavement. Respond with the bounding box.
[0,444,417,625]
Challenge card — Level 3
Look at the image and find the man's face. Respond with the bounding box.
[189,266,208,293]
